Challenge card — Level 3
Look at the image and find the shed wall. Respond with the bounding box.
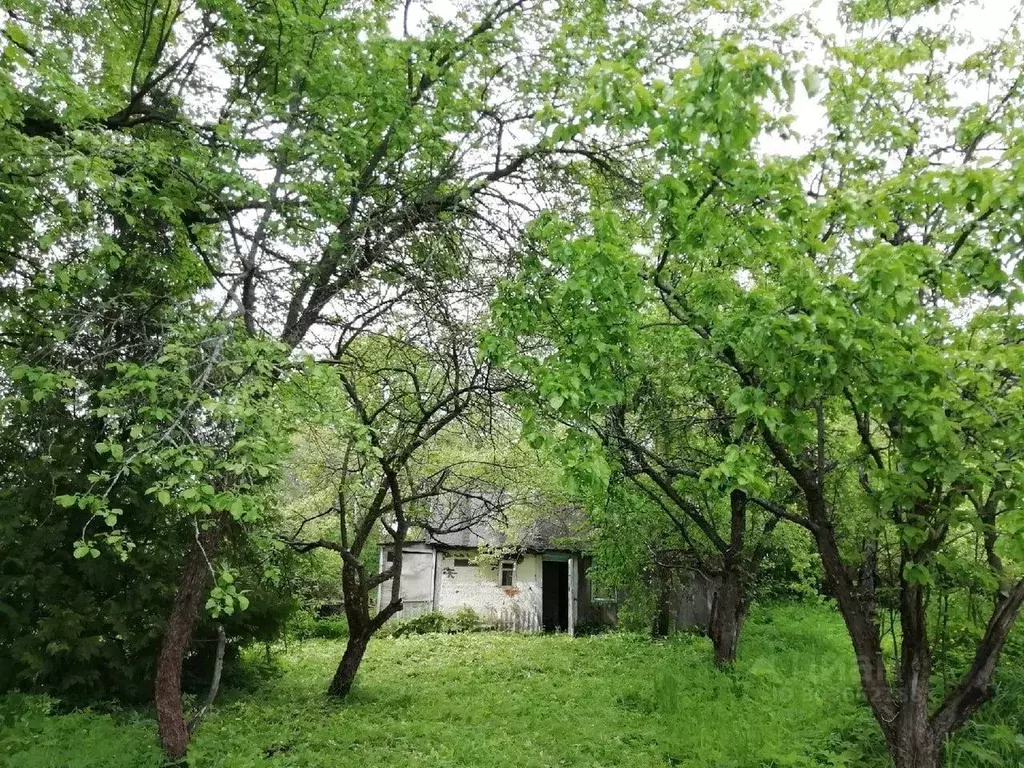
[377,543,435,619]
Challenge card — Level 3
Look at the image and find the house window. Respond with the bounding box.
[454,558,472,567]
[499,561,515,587]
[591,582,615,602]
[385,550,394,563]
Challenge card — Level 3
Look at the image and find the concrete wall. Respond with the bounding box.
[434,550,544,631]
[377,546,624,633]
[379,547,564,631]
[377,543,436,619]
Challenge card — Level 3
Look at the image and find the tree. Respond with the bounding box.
[3,0,620,756]
[282,311,513,696]
[490,1,1024,764]
[487,210,792,663]
[1,2,295,718]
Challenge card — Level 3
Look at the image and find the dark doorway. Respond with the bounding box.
[542,560,568,632]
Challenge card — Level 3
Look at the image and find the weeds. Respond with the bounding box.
[2,604,1021,767]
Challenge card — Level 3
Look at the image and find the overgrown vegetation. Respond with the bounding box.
[4,606,1024,768]
[2,0,1023,765]
[384,608,485,637]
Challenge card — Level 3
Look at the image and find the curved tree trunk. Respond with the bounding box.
[328,630,369,698]
[327,554,372,698]
[155,524,223,761]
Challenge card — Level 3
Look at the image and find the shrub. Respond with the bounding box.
[309,617,348,639]
[385,609,483,637]
[573,620,612,636]
[448,607,484,633]
[388,612,449,637]
[288,610,348,640]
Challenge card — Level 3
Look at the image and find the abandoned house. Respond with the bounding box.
[377,498,615,634]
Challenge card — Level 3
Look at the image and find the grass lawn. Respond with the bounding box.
[2,604,1023,768]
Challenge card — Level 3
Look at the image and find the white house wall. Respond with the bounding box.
[435,550,543,632]
[378,546,545,631]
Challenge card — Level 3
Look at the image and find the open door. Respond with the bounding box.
[568,557,578,637]
[542,560,568,632]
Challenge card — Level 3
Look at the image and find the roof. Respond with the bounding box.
[385,492,587,553]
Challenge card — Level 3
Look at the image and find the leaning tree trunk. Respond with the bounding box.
[328,556,372,698]
[155,523,224,761]
[328,629,370,698]
[708,564,746,667]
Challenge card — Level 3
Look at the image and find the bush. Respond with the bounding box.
[385,608,483,637]
[288,610,348,640]
[574,620,612,636]
[309,617,348,639]
[448,607,484,633]
[388,612,449,637]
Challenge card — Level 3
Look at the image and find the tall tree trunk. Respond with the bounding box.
[709,565,746,666]
[155,523,223,761]
[328,629,369,698]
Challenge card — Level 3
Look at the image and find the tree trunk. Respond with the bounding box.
[155,524,223,761]
[709,489,749,666]
[887,554,939,768]
[891,725,942,768]
[328,631,369,698]
[188,624,227,732]
[709,566,746,667]
[329,555,372,698]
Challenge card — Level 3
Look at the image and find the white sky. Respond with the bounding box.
[762,0,1022,154]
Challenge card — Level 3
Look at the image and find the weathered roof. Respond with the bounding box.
[387,492,587,553]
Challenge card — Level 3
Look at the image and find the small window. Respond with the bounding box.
[385,550,394,563]
[499,561,514,587]
[454,558,471,567]
[591,582,615,602]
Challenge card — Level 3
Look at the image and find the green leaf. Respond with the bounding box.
[903,562,933,586]
[802,65,822,97]
[5,23,28,48]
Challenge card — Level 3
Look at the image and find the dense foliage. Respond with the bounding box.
[2,0,1023,765]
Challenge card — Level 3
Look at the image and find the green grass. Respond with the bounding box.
[2,604,1022,767]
